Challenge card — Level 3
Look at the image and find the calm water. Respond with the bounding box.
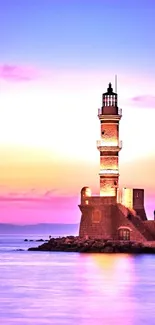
[0,235,155,324]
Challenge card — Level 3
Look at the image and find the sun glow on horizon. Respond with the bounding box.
[0,70,155,165]
[0,0,154,224]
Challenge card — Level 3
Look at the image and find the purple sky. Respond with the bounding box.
[0,0,155,223]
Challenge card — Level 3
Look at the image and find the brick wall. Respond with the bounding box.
[101,123,118,144]
[79,202,151,242]
[79,196,116,207]
[133,189,144,208]
[100,156,118,170]
[79,205,114,239]
[100,177,118,197]
[112,205,150,241]
[143,221,155,237]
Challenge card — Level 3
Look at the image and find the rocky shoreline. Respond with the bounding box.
[28,236,155,253]
[24,239,48,242]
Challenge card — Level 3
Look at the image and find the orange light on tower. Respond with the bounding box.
[122,188,133,209]
[97,83,122,198]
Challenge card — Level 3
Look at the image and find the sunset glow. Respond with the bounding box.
[0,0,155,223]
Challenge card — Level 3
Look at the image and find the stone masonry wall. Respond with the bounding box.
[79,205,114,239]
[100,177,118,197]
[79,203,149,242]
[143,221,155,238]
[101,123,118,145]
[111,205,149,242]
[100,156,118,170]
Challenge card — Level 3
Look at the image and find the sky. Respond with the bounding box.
[0,0,155,224]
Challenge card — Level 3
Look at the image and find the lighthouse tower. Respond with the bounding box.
[97,83,122,199]
[79,82,150,241]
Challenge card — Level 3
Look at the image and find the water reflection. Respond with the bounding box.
[85,254,134,295]
[0,250,155,325]
[77,254,135,325]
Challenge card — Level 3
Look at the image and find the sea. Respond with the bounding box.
[0,234,155,325]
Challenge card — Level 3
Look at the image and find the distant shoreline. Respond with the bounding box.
[0,223,79,235]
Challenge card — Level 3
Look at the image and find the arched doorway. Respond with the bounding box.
[118,227,130,240]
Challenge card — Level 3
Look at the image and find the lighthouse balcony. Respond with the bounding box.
[98,108,122,120]
[96,140,122,151]
[99,169,119,175]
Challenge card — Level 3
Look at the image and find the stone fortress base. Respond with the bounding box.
[79,187,155,242]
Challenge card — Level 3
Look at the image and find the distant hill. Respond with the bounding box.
[0,223,79,235]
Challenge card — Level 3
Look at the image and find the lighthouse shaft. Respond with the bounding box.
[97,83,122,197]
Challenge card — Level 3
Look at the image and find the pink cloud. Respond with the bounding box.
[43,189,59,197]
[0,195,80,224]
[4,188,60,200]
[0,64,39,82]
[0,195,79,211]
[131,95,155,108]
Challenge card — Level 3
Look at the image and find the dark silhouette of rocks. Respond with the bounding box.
[28,236,155,254]
[24,238,48,242]
[15,249,25,251]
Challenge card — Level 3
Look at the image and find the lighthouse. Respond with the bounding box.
[97,83,122,198]
[78,82,149,241]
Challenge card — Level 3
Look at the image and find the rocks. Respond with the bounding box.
[28,236,155,254]
[24,238,46,242]
[15,249,25,251]
[103,246,114,253]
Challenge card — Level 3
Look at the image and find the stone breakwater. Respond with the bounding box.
[28,236,155,253]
